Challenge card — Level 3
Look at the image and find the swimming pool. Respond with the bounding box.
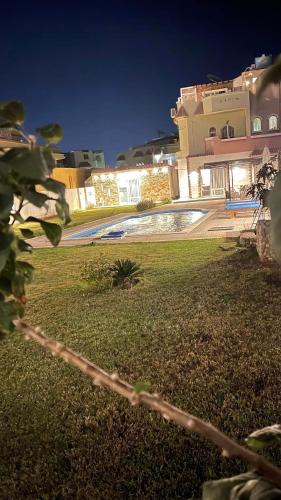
[67,209,208,239]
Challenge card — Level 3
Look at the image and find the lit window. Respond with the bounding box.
[269,115,278,130]
[209,127,216,137]
[253,117,262,132]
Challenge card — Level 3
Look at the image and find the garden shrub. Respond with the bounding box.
[109,259,143,289]
[80,256,112,292]
[136,199,155,212]
[81,257,143,291]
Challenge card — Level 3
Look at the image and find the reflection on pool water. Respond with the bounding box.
[68,209,207,239]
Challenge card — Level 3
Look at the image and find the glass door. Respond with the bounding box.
[118,177,141,204]
[128,179,140,203]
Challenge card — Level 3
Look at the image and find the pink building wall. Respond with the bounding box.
[205,133,281,156]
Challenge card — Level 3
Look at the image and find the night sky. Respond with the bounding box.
[1,1,280,163]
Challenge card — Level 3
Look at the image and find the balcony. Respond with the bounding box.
[205,133,281,156]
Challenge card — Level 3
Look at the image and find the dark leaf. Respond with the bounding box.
[0,192,14,220]
[41,177,65,196]
[0,299,23,334]
[9,148,49,182]
[11,272,25,298]
[26,217,62,246]
[0,277,12,295]
[20,228,34,239]
[246,425,281,450]
[0,182,13,195]
[21,188,49,208]
[36,124,63,144]
[42,148,56,173]
[0,101,25,124]
[0,160,12,179]
[17,238,33,253]
[0,233,13,272]
[55,199,71,224]
[16,261,34,283]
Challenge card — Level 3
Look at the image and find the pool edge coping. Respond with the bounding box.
[65,208,211,240]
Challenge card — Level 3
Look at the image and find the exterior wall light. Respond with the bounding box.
[161,166,168,174]
[152,167,159,174]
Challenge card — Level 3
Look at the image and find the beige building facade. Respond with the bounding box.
[172,55,281,200]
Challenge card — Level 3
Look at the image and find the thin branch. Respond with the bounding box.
[14,319,281,490]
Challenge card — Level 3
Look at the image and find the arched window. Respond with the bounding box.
[209,127,216,137]
[133,150,143,157]
[117,154,126,161]
[269,115,278,130]
[253,117,262,132]
[221,123,234,139]
[145,149,152,155]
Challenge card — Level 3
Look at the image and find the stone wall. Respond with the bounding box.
[140,172,170,201]
[93,179,119,206]
[256,220,274,262]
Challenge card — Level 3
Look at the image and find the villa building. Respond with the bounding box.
[171,54,281,200]
[61,149,105,169]
[116,133,179,168]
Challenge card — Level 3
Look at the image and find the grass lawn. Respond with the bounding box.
[15,205,137,237]
[0,240,281,499]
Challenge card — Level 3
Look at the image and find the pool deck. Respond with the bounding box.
[29,199,263,248]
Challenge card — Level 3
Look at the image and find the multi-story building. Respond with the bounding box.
[116,133,179,168]
[62,149,105,169]
[171,54,281,200]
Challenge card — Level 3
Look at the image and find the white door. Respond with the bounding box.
[210,168,226,197]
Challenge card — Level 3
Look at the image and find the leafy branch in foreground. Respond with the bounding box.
[0,101,70,334]
[14,320,281,499]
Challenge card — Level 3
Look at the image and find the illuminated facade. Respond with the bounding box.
[90,164,178,206]
[171,54,281,200]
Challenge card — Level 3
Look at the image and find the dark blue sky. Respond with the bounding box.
[1,0,280,163]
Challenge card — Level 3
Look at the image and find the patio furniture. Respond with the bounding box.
[100,230,127,239]
[224,200,261,218]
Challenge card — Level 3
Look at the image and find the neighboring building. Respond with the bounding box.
[62,149,105,169]
[171,54,281,200]
[90,163,179,207]
[116,134,179,168]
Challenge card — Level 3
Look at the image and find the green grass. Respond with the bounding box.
[0,241,281,499]
[15,205,137,237]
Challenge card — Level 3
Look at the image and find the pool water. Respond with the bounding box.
[68,209,207,239]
